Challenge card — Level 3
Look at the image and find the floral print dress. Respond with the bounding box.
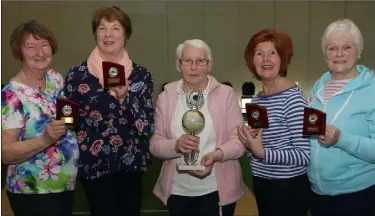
[64,61,154,180]
[1,69,79,194]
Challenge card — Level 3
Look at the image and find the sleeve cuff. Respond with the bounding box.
[217,144,233,162]
[262,148,271,164]
[169,139,182,158]
[334,132,349,150]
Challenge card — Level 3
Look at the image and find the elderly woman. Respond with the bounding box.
[63,6,154,216]
[238,29,311,216]
[1,20,79,216]
[308,18,375,216]
[150,39,245,216]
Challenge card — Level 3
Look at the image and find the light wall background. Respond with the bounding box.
[2,1,375,102]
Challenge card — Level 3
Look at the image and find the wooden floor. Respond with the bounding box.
[235,184,258,216]
[1,186,258,216]
[2,188,12,216]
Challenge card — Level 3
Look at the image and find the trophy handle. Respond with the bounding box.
[192,149,199,164]
[190,132,199,164]
[183,132,200,165]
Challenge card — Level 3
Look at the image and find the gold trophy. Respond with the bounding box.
[177,90,206,171]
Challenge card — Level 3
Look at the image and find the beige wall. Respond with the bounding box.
[2,1,375,101]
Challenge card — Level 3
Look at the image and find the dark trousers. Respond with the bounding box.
[167,191,236,216]
[311,184,375,216]
[7,190,74,216]
[253,174,310,216]
[81,171,143,216]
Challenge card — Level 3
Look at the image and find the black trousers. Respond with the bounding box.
[81,171,143,216]
[7,190,74,216]
[2,163,7,188]
[311,184,375,216]
[253,174,311,216]
[167,191,237,216]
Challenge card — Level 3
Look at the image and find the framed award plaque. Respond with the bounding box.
[245,103,269,128]
[102,61,126,89]
[56,98,79,125]
[303,107,326,135]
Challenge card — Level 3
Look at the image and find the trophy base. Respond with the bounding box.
[177,164,205,171]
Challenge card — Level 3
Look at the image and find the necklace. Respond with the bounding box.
[183,80,207,110]
[21,69,45,90]
[186,90,204,110]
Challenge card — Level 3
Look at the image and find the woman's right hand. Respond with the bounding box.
[237,125,260,146]
[245,126,260,138]
[175,134,199,154]
[42,120,68,146]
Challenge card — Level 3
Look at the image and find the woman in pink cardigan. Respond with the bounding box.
[150,39,246,216]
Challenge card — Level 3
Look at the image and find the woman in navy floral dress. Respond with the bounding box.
[63,6,154,216]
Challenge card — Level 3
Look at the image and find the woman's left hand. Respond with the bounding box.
[110,84,129,103]
[318,125,341,146]
[190,165,213,178]
[201,149,223,166]
[190,150,223,177]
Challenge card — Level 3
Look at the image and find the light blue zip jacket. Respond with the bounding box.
[307,65,375,195]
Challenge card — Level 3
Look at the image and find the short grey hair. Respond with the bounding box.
[176,39,213,60]
[321,18,364,56]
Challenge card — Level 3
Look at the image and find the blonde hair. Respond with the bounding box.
[176,39,213,60]
[321,18,363,56]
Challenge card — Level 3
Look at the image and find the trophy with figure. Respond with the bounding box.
[177,90,206,171]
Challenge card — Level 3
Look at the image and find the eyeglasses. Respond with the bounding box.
[179,59,209,66]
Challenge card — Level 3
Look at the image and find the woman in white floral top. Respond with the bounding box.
[1,20,79,216]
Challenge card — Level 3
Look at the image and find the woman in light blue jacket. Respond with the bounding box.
[308,18,375,216]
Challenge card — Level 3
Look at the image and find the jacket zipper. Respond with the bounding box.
[315,99,327,194]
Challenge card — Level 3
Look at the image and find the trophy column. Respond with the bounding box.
[177,90,206,171]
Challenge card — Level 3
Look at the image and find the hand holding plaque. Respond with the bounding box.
[102,61,126,89]
[245,103,269,128]
[303,107,326,135]
[56,98,79,125]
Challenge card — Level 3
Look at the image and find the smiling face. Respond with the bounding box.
[324,34,358,75]
[176,45,213,88]
[96,18,126,55]
[253,41,281,81]
[21,34,52,73]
